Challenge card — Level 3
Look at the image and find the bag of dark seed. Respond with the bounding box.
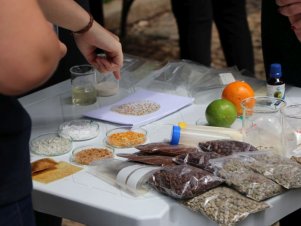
[117,153,176,166]
[172,151,222,172]
[148,165,224,199]
[135,142,200,156]
[198,139,258,156]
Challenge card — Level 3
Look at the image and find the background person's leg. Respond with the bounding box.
[213,0,254,74]
[171,0,213,66]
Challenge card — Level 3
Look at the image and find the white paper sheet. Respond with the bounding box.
[84,89,194,127]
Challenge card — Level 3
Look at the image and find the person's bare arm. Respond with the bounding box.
[0,0,66,95]
[38,0,123,79]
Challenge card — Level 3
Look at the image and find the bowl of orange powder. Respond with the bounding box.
[106,127,147,148]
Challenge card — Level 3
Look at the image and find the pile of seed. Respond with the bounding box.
[135,142,199,156]
[73,147,113,165]
[107,130,146,148]
[246,153,301,189]
[173,151,222,172]
[217,159,284,201]
[184,186,269,226]
[111,100,160,116]
[199,140,258,156]
[148,165,223,199]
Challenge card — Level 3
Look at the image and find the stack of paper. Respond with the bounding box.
[84,89,194,127]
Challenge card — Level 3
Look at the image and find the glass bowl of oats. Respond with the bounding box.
[30,132,73,156]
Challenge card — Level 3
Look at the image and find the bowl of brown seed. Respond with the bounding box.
[71,145,114,165]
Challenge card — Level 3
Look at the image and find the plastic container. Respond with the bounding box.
[170,124,242,147]
[59,119,99,141]
[30,133,72,156]
[266,63,285,99]
[95,72,119,97]
[71,145,114,165]
[106,127,147,148]
[88,158,159,196]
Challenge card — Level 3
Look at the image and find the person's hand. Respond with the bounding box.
[73,22,123,80]
[276,0,301,41]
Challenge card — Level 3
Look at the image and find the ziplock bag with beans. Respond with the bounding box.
[239,151,301,189]
[135,142,200,156]
[148,164,224,199]
[198,139,258,156]
[117,153,176,166]
[210,157,284,201]
[183,186,269,226]
[172,151,222,172]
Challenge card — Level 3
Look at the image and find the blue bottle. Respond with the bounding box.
[266,63,285,99]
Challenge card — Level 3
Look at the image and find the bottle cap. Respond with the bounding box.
[270,63,282,78]
[178,121,187,129]
[170,125,181,145]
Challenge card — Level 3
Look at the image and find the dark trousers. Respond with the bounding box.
[0,195,36,226]
[261,0,301,87]
[171,0,254,74]
[35,211,62,226]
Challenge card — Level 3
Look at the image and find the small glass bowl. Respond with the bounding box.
[71,145,114,165]
[59,119,100,141]
[106,127,147,148]
[30,133,72,156]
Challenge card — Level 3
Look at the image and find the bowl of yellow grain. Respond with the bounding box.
[105,127,147,148]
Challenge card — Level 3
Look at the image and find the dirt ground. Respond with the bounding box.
[121,0,264,80]
[63,1,263,225]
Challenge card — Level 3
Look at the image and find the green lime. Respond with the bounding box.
[205,99,237,127]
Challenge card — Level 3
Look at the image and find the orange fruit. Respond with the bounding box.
[221,81,254,115]
[205,99,237,128]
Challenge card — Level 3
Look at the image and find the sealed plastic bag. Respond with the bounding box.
[239,151,301,189]
[117,153,176,166]
[184,186,269,226]
[198,139,258,156]
[135,142,200,156]
[172,151,222,172]
[210,157,284,201]
[148,165,223,199]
